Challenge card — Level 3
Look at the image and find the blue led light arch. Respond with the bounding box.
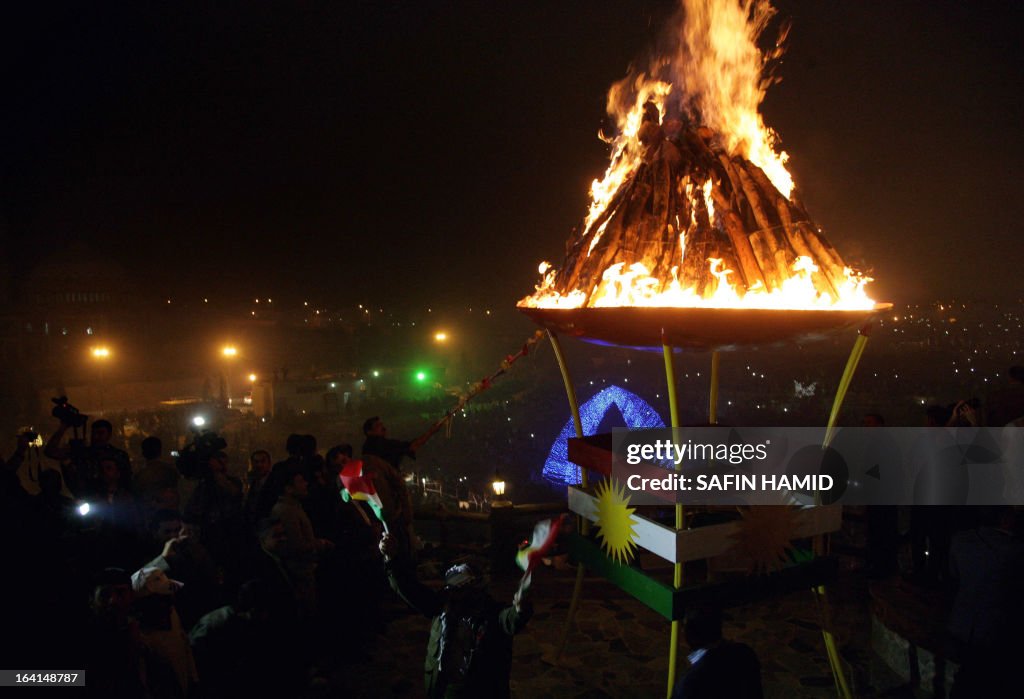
[542,384,665,484]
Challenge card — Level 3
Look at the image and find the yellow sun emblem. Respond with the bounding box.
[728,505,799,573]
[593,479,638,564]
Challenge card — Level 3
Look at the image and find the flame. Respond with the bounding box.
[522,255,872,311]
[678,0,793,197]
[521,0,877,312]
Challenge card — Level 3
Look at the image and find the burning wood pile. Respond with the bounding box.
[550,115,852,305]
[520,0,875,313]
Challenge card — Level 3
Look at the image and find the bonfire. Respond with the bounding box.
[519,0,877,315]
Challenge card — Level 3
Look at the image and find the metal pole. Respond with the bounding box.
[815,324,872,699]
[548,331,589,661]
[824,324,872,449]
[662,334,683,698]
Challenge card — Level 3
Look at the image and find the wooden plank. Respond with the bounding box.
[569,486,841,564]
[674,504,841,562]
[567,434,613,477]
[674,556,838,610]
[567,532,677,620]
[568,486,678,562]
[568,531,838,621]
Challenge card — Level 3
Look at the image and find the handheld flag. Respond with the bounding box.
[515,514,567,594]
[339,460,388,533]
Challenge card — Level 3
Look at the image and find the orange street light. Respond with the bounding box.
[91,346,111,359]
[221,345,238,358]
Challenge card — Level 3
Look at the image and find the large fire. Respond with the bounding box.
[520,0,875,312]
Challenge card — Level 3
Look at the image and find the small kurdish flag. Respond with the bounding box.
[515,514,567,593]
[339,460,388,532]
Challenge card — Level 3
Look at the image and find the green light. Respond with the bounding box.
[373,370,380,377]
[416,371,427,382]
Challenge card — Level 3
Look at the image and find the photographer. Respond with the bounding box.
[45,400,132,497]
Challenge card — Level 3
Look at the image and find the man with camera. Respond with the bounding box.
[44,397,132,497]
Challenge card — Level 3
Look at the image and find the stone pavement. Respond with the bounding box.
[348,560,925,698]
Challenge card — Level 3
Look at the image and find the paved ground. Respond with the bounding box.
[343,555,924,698]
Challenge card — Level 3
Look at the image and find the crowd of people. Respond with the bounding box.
[2,363,1023,698]
[0,413,432,698]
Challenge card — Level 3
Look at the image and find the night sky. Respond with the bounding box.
[5,1,1023,309]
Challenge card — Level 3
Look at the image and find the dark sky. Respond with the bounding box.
[5,1,1023,308]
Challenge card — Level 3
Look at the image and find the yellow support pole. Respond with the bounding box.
[824,326,871,449]
[708,350,721,425]
[815,324,872,699]
[662,335,683,698]
[548,331,589,661]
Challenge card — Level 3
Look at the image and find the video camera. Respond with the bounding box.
[176,429,228,480]
[51,396,88,428]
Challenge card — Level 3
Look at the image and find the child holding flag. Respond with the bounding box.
[378,532,533,699]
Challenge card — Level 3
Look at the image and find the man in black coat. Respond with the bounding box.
[361,416,424,471]
[672,605,763,699]
[379,533,531,698]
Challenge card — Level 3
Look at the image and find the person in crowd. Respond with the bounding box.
[243,449,272,525]
[188,579,275,698]
[303,444,340,539]
[326,443,353,474]
[379,532,531,699]
[245,517,299,624]
[33,467,77,542]
[84,567,148,698]
[252,435,305,523]
[948,507,1024,698]
[271,465,331,617]
[143,510,221,628]
[362,416,426,471]
[183,450,243,575]
[671,605,763,699]
[300,434,324,472]
[46,417,132,496]
[86,455,143,570]
[135,436,180,519]
[132,566,199,699]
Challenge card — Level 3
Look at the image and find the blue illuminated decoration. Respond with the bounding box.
[543,385,665,484]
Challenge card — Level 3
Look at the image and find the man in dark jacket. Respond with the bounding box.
[379,533,531,698]
[362,416,424,471]
[671,605,763,699]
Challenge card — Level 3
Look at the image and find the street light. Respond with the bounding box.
[434,331,448,343]
[491,470,511,508]
[192,416,206,428]
[221,345,238,357]
[248,373,257,383]
[90,346,113,415]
